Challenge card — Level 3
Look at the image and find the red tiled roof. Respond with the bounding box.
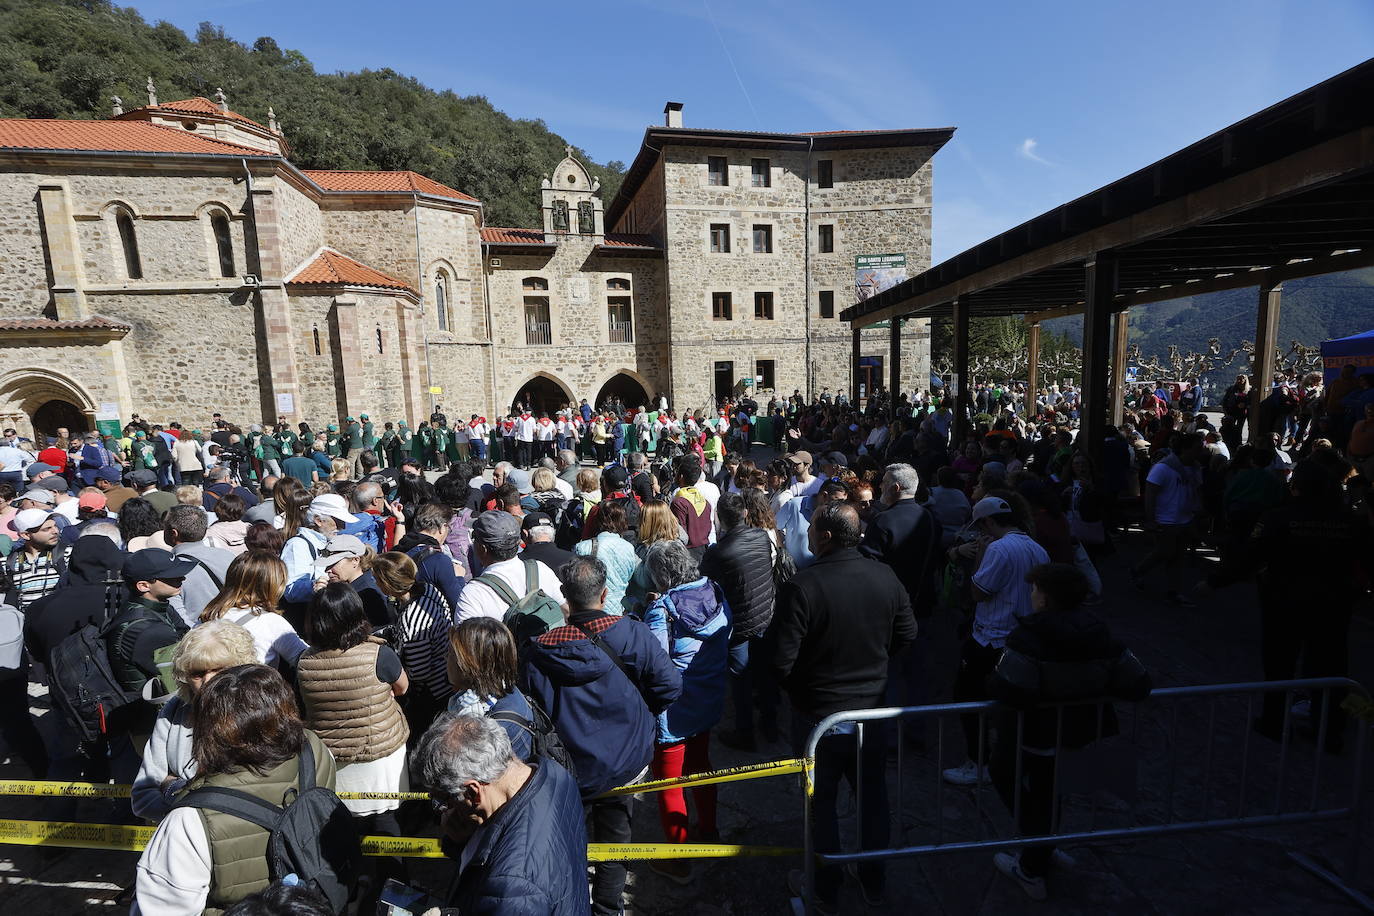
[601,233,658,249]
[0,119,269,156]
[286,248,416,294]
[303,170,477,203]
[0,315,131,332]
[480,227,549,245]
[142,97,272,132]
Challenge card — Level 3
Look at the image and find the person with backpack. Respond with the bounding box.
[133,663,353,916]
[447,617,538,760]
[454,511,564,625]
[395,501,468,610]
[164,505,234,628]
[521,556,681,916]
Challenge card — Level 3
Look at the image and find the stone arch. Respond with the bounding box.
[99,199,143,219]
[424,257,461,334]
[507,371,575,416]
[0,367,99,441]
[197,201,238,278]
[551,155,594,192]
[594,369,652,411]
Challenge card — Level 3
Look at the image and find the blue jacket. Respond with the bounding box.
[521,610,681,797]
[445,758,589,915]
[340,513,387,553]
[641,577,731,744]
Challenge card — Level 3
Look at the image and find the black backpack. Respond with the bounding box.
[46,581,145,743]
[176,738,360,914]
[555,497,587,550]
[488,693,579,781]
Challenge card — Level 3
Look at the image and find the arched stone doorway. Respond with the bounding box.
[0,368,98,443]
[510,374,574,416]
[595,372,650,411]
[32,399,89,441]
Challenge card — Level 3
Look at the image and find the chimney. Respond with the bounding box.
[664,101,683,129]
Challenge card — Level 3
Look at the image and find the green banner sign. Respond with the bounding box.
[95,419,122,439]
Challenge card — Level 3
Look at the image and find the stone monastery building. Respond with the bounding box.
[0,86,952,438]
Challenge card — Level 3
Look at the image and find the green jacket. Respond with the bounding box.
[190,731,337,915]
[346,421,363,451]
[362,421,375,449]
[258,434,282,462]
[132,439,158,471]
[326,434,341,457]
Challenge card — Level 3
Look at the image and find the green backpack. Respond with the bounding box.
[474,559,564,644]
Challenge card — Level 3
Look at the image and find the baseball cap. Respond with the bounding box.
[19,488,55,506]
[822,451,847,468]
[471,509,521,552]
[522,511,555,534]
[602,465,628,489]
[95,466,123,484]
[36,476,71,493]
[10,508,54,534]
[507,468,533,495]
[124,548,197,583]
[78,491,108,511]
[970,496,1012,523]
[128,469,158,488]
[787,450,813,466]
[24,462,57,479]
[308,494,358,526]
[313,534,368,568]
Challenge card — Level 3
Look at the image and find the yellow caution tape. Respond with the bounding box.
[0,819,799,861]
[592,757,806,798]
[0,757,805,803]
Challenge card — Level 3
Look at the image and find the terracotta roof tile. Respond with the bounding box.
[0,315,131,332]
[303,169,477,202]
[480,227,549,245]
[0,119,270,156]
[286,248,416,295]
[601,233,659,249]
[143,97,272,132]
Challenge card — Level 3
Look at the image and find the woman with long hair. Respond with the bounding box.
[370,551,453,737]
[573,500,640,616]
[446,617,535,760]
[133,664,336,914]
[624,499,682,616]
[272,475,310,539]
[205,491,250,555]
[200,550,307,669]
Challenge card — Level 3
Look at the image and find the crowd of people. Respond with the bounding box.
[0,361,1370,913]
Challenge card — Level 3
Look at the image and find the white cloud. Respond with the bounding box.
[1019,137,1052,165]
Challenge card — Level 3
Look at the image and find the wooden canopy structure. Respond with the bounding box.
[842,59,1374,461]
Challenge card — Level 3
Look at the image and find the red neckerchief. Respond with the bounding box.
[539,417,553,427]
[521,413,532,421]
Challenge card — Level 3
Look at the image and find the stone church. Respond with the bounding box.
[0,86,950,439]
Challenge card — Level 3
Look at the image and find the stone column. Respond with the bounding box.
[331,296,363,420]
[395,299,425,426]
[246,177,303,422]
[35,181,87,320]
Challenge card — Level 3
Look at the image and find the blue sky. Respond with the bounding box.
[129,0,1373,262]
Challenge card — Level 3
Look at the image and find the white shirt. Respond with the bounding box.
[552,477,574,500]
[516,416,537,442]
[224,607,309,667]
[535,420,556,441]
[694,477,721,544]
[787,475,822,502]
[1146,458,1200,525]
[454,556,565,623]
[970,531,1049,648]
[469,421,489,440]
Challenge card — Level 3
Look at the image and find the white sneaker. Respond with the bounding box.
[941,760,987,786]
[993,851,1048,901]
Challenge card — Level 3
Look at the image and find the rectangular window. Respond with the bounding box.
[751,158,771,187]
[608,298,633,343]
[754,291,774,320]
[708,156,728,186]
[524,298,551,345]
[817,159,834,188]
[819,289,835,319]
[752,224,773,254]
[709,223,731,253]
[756,359,775,391]
[818,223,834,253]
[711,292,732,321]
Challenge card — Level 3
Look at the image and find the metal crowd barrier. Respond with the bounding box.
[798,677,1371,915]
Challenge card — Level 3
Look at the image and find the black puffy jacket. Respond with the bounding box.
[700,525,775,640]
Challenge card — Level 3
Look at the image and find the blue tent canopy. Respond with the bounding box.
[1320,329,1374,382]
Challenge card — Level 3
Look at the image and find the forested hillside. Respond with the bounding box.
[0,0,626,227]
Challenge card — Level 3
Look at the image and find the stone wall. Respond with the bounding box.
[320,201,415,287]
[415,203,486,343]
[277,177,324,275]
[0,169,61,315]
[289,292,345,423]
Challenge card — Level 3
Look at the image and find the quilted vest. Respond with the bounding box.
[296,637,408,764]
[196,731,334,915]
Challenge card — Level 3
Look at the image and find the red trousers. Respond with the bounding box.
[652,732,717,843]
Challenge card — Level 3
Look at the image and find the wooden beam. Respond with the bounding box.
[1248,282,1283,444]
[851,327,861,406]
[953,297,971,445]
[845,127,1374,327]
[1080,254,1116,472]
[1110,308,1130,426]
[1027,322,1041,406]
[889,317,902,417]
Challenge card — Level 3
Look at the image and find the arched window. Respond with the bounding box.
[115,210,142,279]
[523,277,551,345]
[376,327,384,354]
[435,272,449,331]
[607,277,633,343]
[313,326,322,356]
[211,212,234,277]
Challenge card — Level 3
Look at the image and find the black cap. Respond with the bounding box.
[603,465,628,488]
[521,511,554,533]
[123,548,197,583]
[128,469,158,488]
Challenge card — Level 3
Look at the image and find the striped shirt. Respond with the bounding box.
[3,547,65,613]
[970,531,1049,648]
[397,582,453,700]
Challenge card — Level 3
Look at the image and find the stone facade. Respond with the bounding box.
[0,97,949,441]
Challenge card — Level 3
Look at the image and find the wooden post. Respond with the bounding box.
[1027,322,1041,413]
[1249,282,1282,444]
[1081,253,1116,471]
[953,297,971,445]
[1110,307,1130,427]
[851,326,862,406]
[889,316,902,417]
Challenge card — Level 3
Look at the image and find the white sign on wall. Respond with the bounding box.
[96,403,120,421]
[276,393,295,415]
[567,277,589,304]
